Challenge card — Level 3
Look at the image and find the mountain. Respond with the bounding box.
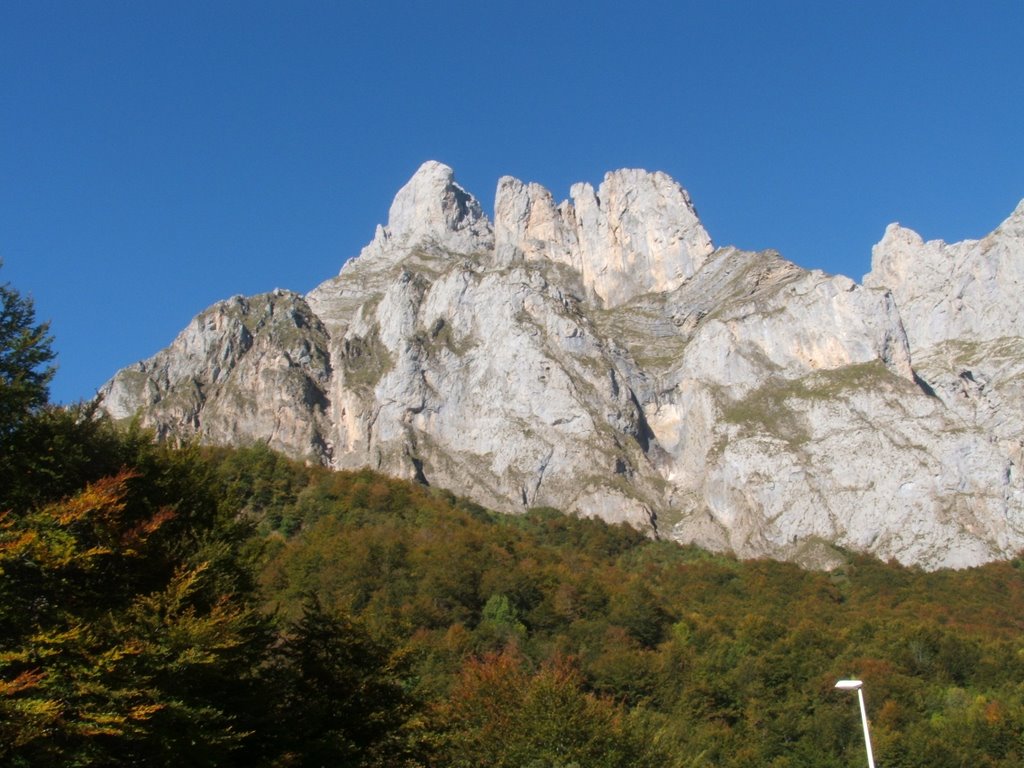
[100,162,1024,569]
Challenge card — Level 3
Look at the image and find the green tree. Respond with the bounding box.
[0,402,146,514]
[0,263,55,436]
[270,595,428,767]
[608,581,669,649]
[474,593,527,651]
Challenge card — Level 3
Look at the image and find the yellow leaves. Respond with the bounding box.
[131,560,211,624]
[164,594,249,662]
[121,562,252,671]
[11,695,61,720]
[0,528,38,562]
[128,701,165,721]
[95,638,144,666]
[0,473,141,575]
[76,711,129,736]
[0,435,290,763]
[0,695,62,749]
[1,625,85,664]
[0,665,60,752]
[0,465,259,758]
[0,470,181,583]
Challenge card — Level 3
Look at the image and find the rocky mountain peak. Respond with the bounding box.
[101,166,1024,571]
[999,197,1024,238]
[346,162,715,308]
[355,160,495,264]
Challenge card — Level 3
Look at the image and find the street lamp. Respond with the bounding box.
[835,679,876,768]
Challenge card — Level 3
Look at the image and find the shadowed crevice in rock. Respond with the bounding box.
[912,371,938,398]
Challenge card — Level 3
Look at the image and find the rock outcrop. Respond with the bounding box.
[865,200,1024,352]
[100,161,1024,569]
[103,290,332,461]
[493,169,713,306]
[357,160,494,265]
[863,202,1024,535]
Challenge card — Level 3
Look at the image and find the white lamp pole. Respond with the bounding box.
[835,679,876,768]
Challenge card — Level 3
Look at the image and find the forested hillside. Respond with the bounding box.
[3,268,1024,766]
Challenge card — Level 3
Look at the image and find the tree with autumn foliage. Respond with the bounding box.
[5,266,1024,766]
[0,272,272,765]
[438,646,667,768]
[0,463,274,766]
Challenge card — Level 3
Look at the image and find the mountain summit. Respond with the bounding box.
[101,162,1024,569]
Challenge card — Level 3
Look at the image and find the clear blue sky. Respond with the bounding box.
[2,1,1022,404]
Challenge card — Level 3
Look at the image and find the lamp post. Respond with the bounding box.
[835,679,876,768]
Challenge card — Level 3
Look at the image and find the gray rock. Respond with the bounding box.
[100,163,1024,569]
[865,200,1024,352]
[103,290,332,462]
[493,168,714,306]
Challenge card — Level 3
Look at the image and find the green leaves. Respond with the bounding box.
[5,432,1024,767]
[268,595,429,767]
[253,463,1024,768]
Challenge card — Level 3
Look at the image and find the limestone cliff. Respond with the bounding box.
[100,162,1024,569]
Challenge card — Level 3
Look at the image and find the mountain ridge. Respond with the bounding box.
[101,162,1024,569]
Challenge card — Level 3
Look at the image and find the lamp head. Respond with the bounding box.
[835,679,863,690]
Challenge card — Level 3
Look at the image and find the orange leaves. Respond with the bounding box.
[447,646,527,725]
[0,521,38,560]
[981,698,1008,727]
[0,449,274,764]
[120,505,176,551]
[2,472,128,572]
[438,647,653,767]
[0,470,180,578]
[53,471,133,527]
[127,702,165,721]
[0,668,44,697]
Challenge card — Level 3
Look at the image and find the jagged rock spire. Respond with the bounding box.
[494,168,714,307]
[355,161,715,308]
[354,161,494,264]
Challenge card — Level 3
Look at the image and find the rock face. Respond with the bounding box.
[865,200,1024,351]
[493,169,713,306]
[101,162,1024,569]
[103,290,333,460]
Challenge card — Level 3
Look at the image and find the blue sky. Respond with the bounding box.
[2,1,1022,404]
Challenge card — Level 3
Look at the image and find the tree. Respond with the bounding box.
[608,581,669,649]
[0,456,274,766]
[440,648,665,768]
[270,595,429,767]
[474,593,527,651]
[0,262,55,435]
